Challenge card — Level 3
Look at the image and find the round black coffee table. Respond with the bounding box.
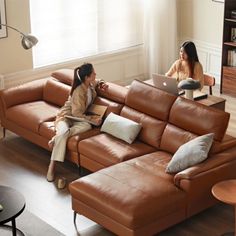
[0,186,25,236]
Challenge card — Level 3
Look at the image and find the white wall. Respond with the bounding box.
[0,0,33,74]
[178,0,224,84]
[0,0,225,88]
[0,0,145,89]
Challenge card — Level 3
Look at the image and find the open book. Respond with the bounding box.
[65,104,107,126]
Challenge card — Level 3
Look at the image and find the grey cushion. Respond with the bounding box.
[166,133,214,173]
[101,112,142,144]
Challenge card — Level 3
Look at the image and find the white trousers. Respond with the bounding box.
[50,120,92,162]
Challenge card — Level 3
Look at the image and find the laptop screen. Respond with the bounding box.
[152,74,183,96]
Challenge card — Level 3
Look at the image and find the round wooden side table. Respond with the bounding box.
[212,179,236,236]
[0,186,25,236]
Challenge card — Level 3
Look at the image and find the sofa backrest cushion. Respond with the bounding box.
[160,124,198,154]
[43,79,70,107]
[94,96,123,118]
[51,69,73,85]
[125,80,177,121]
[169,97,230,142]
[120,106,167,148]
[96,82,128,104]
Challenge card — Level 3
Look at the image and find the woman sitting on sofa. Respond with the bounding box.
[47,63,108,182]
[165,41,204,90]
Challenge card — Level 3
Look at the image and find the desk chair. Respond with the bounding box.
[204,74,215,95]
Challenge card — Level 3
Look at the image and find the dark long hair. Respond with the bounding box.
[181,41,199,78]
[70,63,94,95]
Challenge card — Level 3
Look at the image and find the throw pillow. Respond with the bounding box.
[101,112,142,144]
[166,133,214,174]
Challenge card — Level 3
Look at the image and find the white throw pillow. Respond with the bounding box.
[166,133,214,174]
[101,112,142,144]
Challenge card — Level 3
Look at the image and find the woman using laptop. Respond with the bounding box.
[166,41,204,90]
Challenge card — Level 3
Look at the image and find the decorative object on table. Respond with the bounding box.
[0,0,7,38]
[0,23,38,49]
[231,28,236,42]
[178,78,201,100]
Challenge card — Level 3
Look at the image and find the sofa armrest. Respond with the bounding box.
[174,145,236,187]
[96,82,128,104]
[210,134,236,154]
[0,79,46,109]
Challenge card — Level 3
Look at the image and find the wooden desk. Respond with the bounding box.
[143,79,226,111]
[212,180,236,236]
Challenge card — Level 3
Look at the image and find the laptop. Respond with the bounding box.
[152,73,207,100]
[152,73,184,96]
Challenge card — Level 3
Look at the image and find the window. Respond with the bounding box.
[30,0,144,68]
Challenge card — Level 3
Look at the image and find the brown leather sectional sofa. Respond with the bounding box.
[1,69,236,235]
[69,81,236,235]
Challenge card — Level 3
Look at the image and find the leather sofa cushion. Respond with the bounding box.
[51,69,128,105]
[96,82,128,104]
[94,96,123,118]
[43,79,70,107]
[70,152,186,229]
[6,101,58,133]
[51,69,73,85]
[160,124,197,154]
[125,80,177,121]
[39,122,101,152]
[38,121,55,140]
[169,97,230,141]
[79,133,156,167]
[121,106,167,148]
[210,134,236,154]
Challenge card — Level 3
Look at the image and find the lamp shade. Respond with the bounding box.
[178,78,201,100]
[178,78,200,90]
[21,34,38,50]
[0,23,38,50]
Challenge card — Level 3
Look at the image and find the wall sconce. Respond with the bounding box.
[0,23,38,49]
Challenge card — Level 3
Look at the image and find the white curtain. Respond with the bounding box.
[30,0,144,68]
[143,0,177,77]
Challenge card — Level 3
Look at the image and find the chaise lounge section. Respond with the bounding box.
[69,80,236,235]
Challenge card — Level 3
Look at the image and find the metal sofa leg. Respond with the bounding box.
[74,211,77,226]
[74,210,81,234]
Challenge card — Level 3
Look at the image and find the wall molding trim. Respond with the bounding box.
[1,45,145,89]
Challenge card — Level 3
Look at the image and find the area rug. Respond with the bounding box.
[0,210,65,236]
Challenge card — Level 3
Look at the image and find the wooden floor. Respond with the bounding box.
[0,85,236,236]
